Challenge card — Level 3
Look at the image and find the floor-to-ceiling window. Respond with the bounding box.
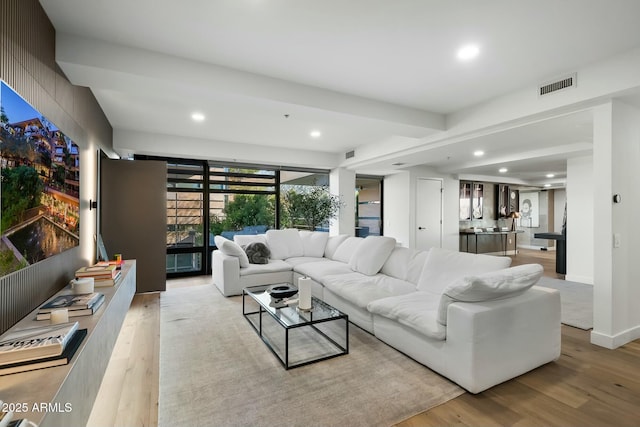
[279,169,330,230]
[208,164,278,258]
[165,160,206,276]
[137,156,382,277]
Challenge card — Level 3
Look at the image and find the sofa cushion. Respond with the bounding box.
[238,259,292,276]
[437,264,544,325]
[323,272,416,309]
[367,292,446,340]
[244,242,270,264]
[299,230,329,257]
[266,229,304,260]
[284,256,328,268]
[234,234,267,247]
[324,234,349,259]
[381,246,429,284]
[214,235,249,268]
[293,259,354,283]
[416,248,512,295]
[348,236,397,276]
[332,236,363,263]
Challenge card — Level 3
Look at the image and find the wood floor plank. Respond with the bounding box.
[86,357,128,427]
[87,293,148,427]
[113,293,159,427]
[89,292,160,427]
[516,362,590,408]
[486,381,608,427]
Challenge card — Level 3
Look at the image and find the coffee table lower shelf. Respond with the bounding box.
[242,285,349,369]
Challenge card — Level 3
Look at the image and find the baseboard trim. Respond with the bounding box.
[517,244,545,250]
[591,325,640,349]
[565,274,594,285]
[484,250,518,256]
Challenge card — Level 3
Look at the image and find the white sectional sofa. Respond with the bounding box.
[212,229,561,394]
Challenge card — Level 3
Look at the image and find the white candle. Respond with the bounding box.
[71,277,94,294]
[298,276,312,310]
[50,308,69,324]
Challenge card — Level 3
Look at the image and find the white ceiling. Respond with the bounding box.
[39,0,640,183]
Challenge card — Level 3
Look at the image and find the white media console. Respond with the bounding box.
[0,260,136,427]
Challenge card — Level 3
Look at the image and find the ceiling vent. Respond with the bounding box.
[345,150,355,159]
[539,73,577,96]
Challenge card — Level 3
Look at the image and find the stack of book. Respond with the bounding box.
[0,322,87,376]
[35,293,105,321]
[75,264,121,286]
[98,258,124,269]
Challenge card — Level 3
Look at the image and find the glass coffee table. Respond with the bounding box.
[242,284,349,369]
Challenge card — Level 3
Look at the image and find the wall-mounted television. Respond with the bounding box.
[0,81,80,276]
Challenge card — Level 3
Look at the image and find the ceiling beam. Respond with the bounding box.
[55,33,445,131]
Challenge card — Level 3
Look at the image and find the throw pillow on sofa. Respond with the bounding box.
[266,229,304,259]
[214,235,250,268]
[381,246,429,284]
[324,234,349,259]
[436,263,544,325]
[416,248,512,295]
[299,230,329,257]
[332,236,363,263]
[244,242,271,264]
[348,236,397,276]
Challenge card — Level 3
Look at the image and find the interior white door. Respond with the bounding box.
[416,178,443,251]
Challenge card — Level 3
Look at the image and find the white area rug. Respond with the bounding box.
[159,285,463,427]
[536,276,593,330]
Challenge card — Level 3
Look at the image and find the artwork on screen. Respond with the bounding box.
[0,80,80,276]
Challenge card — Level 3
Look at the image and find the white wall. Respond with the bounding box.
[553,189,566,233]
[566,156,594,284]
[329,167,356,236]
[592,100,640,348]
[383,171,411,246]
[439,172,460,251]
[383,166,458,250]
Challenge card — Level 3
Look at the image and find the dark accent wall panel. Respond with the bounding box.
[0,0,113,334]
[101,159,167,293]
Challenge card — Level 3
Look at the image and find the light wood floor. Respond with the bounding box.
[90,250,640,427]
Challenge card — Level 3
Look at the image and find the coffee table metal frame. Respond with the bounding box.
[242,284,349,369]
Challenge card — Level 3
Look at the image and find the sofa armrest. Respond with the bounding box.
[212,250,241,296]
[443,286,561,393]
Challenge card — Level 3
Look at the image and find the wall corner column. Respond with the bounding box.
[329,168,355,236]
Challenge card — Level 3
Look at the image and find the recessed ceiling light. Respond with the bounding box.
[544,184,552,187]
[310,130,322,138]
[473,150,484,157]
[546,173,555,178]
[499,168,508,173]
[457,44,480,61]
[191,112,205,122]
